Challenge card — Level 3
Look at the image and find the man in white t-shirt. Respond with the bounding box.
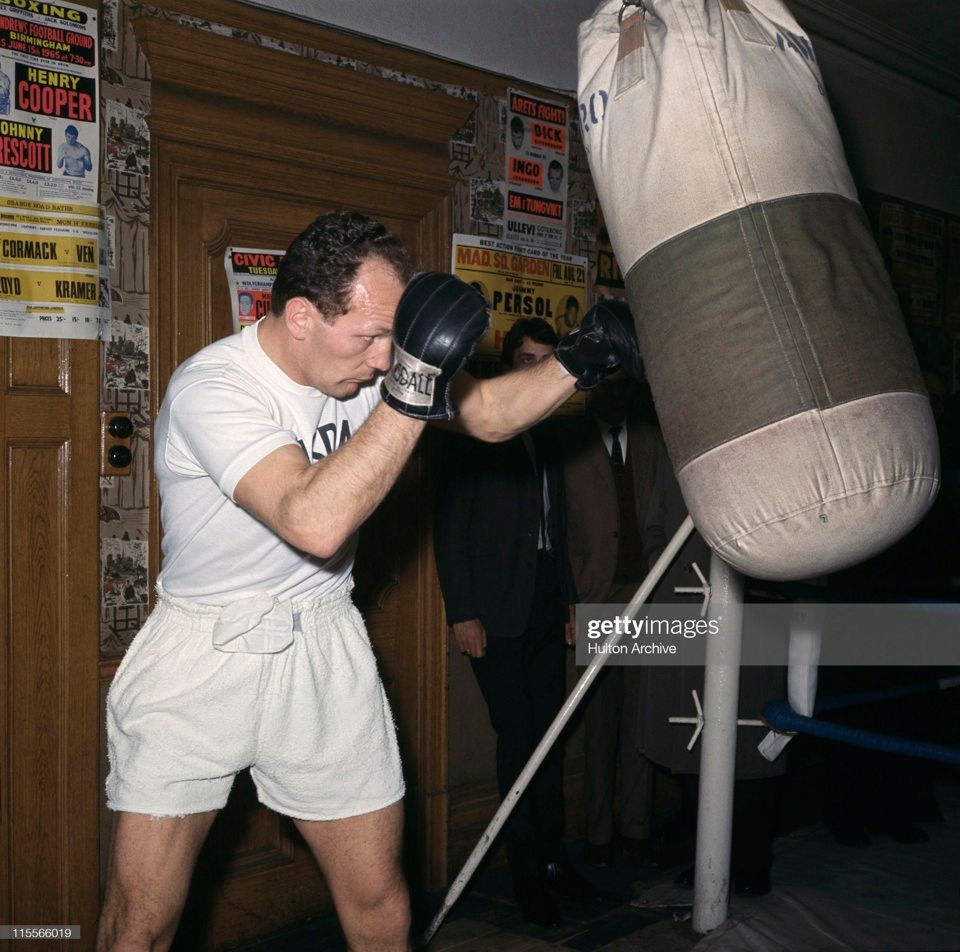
[97,211,642,952]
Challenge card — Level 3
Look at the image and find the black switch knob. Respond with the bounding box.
[108,416,134,439]
[108,445,133,468]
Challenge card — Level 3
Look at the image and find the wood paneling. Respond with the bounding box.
[0,335,100,944]
[8,338,69,394]
[137,0,566,102]
[9,442,66,912]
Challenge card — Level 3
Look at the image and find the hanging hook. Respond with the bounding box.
[619,0,647,24]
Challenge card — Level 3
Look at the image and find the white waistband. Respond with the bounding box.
[154,580,355,654]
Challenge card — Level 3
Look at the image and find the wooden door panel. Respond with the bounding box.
[9,337,69,391]
[157,154,452,950]
[0,337,100,942]
[172,188,348,944]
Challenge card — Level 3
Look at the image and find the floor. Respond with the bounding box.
[235,775,960,952]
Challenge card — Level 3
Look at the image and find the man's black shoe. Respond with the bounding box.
[544,861,606,903]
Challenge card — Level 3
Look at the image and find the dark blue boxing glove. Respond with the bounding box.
[382,272,490,420]
[554,299,644,390]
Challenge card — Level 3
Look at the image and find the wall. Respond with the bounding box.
[98,0,154,658]
[94,0,958,874]
[806,30,960,429]
[813,37,960,216]
[409,59,598,857]
[237,0,960,220]
[95,0,597,877]
[97,0,605,660]
[96,2,960,660]
[239,0,600,94]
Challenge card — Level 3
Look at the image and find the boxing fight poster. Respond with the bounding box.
[452,233,586,413]
[224,246,286,332]
[0,0,107,340]
[504,89,568,252]
[0,196,109,338]
[0,0,99,204]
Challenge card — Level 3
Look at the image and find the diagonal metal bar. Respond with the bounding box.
[422,515,696,946]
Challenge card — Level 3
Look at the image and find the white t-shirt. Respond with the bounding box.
[155,319,381,603]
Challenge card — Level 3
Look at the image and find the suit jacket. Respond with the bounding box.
[433,424,576,638]
[561,415,664,604]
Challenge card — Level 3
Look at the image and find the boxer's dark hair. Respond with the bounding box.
[271,211,412,321]
[501,318,559,366]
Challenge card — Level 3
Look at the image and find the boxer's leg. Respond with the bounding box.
[97,810,218,951]
[294,800,409,951]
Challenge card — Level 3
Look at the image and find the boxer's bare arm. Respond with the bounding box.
[446,356,576,443]
[239,351,575,557]
[235,402,424,559]
[446,297,643,441]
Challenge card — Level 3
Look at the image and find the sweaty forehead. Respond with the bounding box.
[347,262,403,319]
[338,306,395,336]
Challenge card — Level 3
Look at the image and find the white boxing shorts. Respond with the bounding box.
[105,583,405,820]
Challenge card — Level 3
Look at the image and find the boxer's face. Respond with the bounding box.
[305,257,402,398]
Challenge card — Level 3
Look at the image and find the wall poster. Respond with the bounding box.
[452,232,586,414]
[0,0,107,339]
[224,245,285,332]
[504,88,568,252]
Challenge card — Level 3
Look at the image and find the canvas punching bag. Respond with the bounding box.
[577,0,939,580]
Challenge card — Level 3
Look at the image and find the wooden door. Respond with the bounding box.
[134,13,472,948]
[0,336,101,941]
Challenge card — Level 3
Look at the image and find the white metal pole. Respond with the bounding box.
[692,552,744,934]
[422,516,696,946]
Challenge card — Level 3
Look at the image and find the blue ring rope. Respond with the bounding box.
[762,700,960,766]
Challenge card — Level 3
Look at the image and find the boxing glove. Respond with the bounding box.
[555,299,644,389]
[382,272,490,420]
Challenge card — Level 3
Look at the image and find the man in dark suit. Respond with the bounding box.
[563,371,665,867]
[434,318,595,928]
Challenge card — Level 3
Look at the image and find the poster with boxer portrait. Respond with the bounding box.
[504,88,569,253]
[452,232,586,413]
[0,0,99,204]
[224,246,285,331]
[0,1,108,339]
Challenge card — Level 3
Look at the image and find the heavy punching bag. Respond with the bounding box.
[578,0,939,581]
